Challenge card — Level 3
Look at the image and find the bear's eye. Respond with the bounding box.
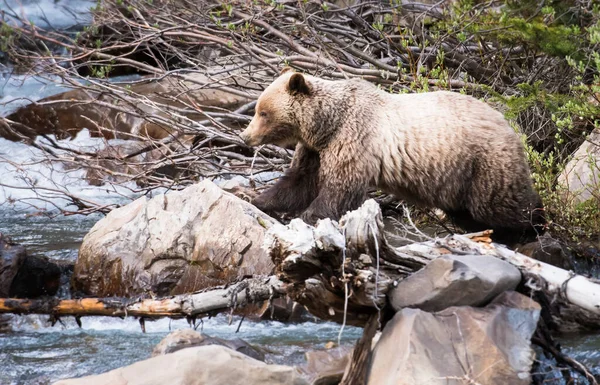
[259,111,267,118]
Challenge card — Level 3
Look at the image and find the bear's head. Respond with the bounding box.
[240,68,312,148]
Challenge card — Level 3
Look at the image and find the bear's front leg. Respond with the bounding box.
[252,143,320,216]
[300,148,371,224]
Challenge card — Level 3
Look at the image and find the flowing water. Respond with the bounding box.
[1,1,600,384]
[0,153,362,384]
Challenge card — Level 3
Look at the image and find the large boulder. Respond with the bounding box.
[72,180,277,297]
[388,254,521,312]
[152,329,265,362]
[53,345,308,385]
[0,233,61,298]
[366,291,541,385]
[557,128,600,205]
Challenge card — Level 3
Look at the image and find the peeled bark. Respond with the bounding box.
[0,276,285,319]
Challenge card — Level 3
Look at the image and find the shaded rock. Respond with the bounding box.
[299,346,352,385]
[517,234,574,270]
[367,291,541,385]
[388,254,521,312]
[53,345,308,385]
[72,180,277,297]
[258,297,308,323]
[0,315,12,332]
[557,128,600,205]
[152,329,265,362]
[1,73,252,141]
[0,234,61,298]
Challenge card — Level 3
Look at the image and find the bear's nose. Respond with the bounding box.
[240,132,251,145]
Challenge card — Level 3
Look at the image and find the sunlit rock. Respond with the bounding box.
[72,179,277,297]
[299,346,352,385]
[152,329,265,362]
[53,345,308,385]
[557,128,600,205]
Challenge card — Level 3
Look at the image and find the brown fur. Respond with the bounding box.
[241,71,546,245]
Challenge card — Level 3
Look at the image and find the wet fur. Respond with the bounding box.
[241,72,546,245]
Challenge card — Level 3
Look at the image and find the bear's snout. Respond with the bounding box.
[240,131,251,144]
[240,126,260,146]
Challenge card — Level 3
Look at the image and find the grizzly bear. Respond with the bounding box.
[240,69,546,245]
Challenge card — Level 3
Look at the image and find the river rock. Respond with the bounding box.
[388,254,521,312]
[152,329,265,362]
[1,73,252,141]
[366,291,541,385]
[516,234,574,270]
[299,346,352,385]
[557,128,600,205]
[72,179,277,297]
[0,233,61,298]
[53,345,308,385]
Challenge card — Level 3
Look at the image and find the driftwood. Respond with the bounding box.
[267,199,600,329]
[0,276,285,320]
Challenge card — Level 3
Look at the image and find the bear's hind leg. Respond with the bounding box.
[252,144,320,216]
[446,208,542,247]
[467,192,546,246]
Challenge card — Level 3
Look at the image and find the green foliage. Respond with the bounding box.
[0,23,16,54]
[424,0,600,243]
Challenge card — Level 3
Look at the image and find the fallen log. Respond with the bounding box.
[267,199,600,330]
[2,199,599,333]
[0,276,285,319]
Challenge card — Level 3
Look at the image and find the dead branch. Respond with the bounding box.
[0,276,285,319]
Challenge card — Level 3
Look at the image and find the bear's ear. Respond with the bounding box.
[288,73,311,96]
[280,66,294,75]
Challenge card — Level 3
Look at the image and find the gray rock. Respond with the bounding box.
[367,291,541,385]
[152,329,265,362]
[557,128,600,204]
[53,345,308,385]
[389,254,521,312]
[72,180,277,297]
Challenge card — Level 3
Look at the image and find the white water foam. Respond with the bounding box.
[0,129,141,212]
[0,0,94,29]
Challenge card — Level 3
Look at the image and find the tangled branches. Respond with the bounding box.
[0,0,598,215]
